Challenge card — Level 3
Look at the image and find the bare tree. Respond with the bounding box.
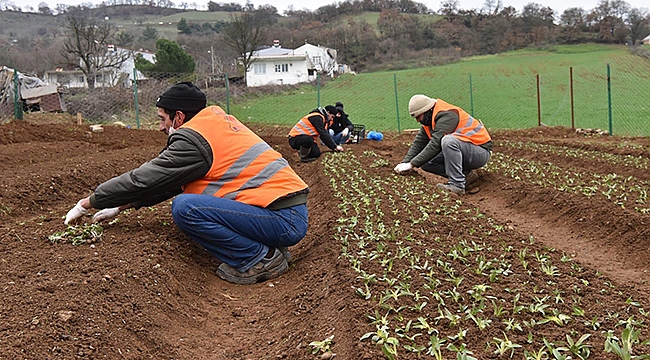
[222,9,273,84]
[626,7,649,44]
[62,16,131,88]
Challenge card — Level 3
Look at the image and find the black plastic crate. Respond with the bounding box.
[349,124,366,144]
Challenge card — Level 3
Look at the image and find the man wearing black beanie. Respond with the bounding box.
[64,82,310,284]
[288,105,344,162]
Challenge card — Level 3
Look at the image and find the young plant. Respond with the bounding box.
[604,326,650,360]
[565,333,592,360]
[360,325,399,360]
[308,335,335,356]
[492,332,522,358]
[48,223,103,245]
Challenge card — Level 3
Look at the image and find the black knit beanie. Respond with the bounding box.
[325,105,339,116]
[335,102,344,111]
[156,82,207,113]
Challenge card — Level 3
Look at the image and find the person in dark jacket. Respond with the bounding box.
[288,105,343,162]
[394,94,492,195]
[328,102,355,145]
[64,82,310,285]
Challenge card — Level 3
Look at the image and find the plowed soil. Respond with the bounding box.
[1,117,649,359]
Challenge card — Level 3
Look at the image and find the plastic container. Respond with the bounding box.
[350,124,366,144]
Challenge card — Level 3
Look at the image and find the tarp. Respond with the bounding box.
[0,66,65,113]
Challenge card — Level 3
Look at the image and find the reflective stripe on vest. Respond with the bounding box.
[182,106,308,207]
[288,112,324,138]
[423,99,491,145]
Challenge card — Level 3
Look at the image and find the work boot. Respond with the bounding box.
[299,147,318,163]
[216,248,288,284]
[279,246,292,262]
[465,171,480,187]
[437,182,466,195]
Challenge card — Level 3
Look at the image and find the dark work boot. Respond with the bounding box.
[465,171,480,187]
[216,248,288,284]
[279,246,293,262]
[437,182,466,195]
[299,146,318,163]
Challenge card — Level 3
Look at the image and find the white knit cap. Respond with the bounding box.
[408,94,437,117]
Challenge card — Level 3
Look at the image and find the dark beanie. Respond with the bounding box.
[335,101,344,111]
[325,105,339,115]
[156,82,207,113]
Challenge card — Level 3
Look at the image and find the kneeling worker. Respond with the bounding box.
[64,82,310,284]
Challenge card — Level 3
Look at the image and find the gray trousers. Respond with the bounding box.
[420,135,491,189]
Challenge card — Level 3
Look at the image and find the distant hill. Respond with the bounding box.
[0,6,236,42]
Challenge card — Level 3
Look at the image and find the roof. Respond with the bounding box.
[253,47,294,57]
[21,84,58,99]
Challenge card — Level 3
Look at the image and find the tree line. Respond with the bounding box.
[1,0,648,80]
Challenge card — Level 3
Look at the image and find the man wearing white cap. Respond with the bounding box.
[394,94,492,195]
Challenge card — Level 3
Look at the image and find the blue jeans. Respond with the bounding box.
[329,129,350,145]
[171,194,308,272]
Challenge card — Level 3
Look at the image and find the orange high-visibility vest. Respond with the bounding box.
[423,99,491,145]
[182,106,308,207]
[288,112,326,139]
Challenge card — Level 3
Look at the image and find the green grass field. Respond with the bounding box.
[229,44,650,137]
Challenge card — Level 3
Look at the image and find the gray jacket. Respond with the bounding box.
[89,128,213,209]
[402,110,493,167]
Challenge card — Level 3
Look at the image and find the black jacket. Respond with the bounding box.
[329,111,354,134]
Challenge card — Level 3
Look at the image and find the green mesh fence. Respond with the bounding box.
[3,57,649,137]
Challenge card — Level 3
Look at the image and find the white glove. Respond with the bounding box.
[342,128,350,137]
[92,207,121,223]
[335,145,344,152]
[393,162,413,173]
[64,200,89,225]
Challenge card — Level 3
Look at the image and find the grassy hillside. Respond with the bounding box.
[230,44,650,136]
[0,11,67,39]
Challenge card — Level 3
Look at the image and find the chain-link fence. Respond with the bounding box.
[2,55,649,137]
[312,55,650,137]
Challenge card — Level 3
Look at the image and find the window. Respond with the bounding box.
[254,63,266,75]
[312,56,321,65]
[275,64,288,73]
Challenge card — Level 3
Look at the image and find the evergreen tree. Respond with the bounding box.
[141,25,159,41]
[135,39,195,73]
[177,18,192,35]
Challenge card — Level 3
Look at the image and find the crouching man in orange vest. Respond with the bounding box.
[394,94,492,195]
[288,105,343,163]
[64,82,309,284]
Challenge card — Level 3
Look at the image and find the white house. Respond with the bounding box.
[44,46,155,88]
[294,42,339,77]
[245,40,340,87]
[643,34,650,45]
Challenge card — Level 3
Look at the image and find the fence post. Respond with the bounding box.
[469,74,474,117]
[13,70,23,120]
[607,63,612,136]
[133,68,140,130]
[393,73,401,134]
[225,74,230,114]
[536,74,541,127]
[317,73,321,107]
[570,67,575,130]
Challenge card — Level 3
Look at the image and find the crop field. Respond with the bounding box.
[1,119,649,359]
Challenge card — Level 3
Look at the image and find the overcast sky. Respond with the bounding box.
[11,0,650,16]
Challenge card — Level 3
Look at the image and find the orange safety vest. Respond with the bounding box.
[423,99,491,145]
[288,112,326,139]
[181,106,308,207]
